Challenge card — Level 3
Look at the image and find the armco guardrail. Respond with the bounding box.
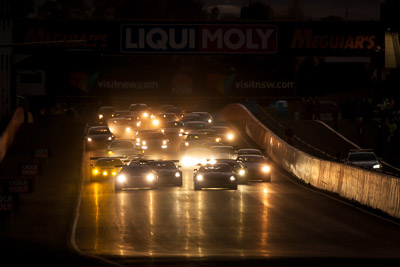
[0,107,31,162]
[222,103,400,219]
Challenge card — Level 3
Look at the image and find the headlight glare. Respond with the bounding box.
[239,169,246,176]
[262,165,271,172]
[175,172,181,177]
[196,175,203,181]
[146,173,155,181]
[117,175,126,183]
[230,176,236,181]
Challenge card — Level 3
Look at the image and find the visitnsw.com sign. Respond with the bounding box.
[120,24,278,54]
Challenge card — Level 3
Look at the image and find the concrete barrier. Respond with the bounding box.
[222,103,400,219]
[0,108,30,162]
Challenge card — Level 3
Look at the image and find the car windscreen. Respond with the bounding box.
[148,162,176,169]
[238,150,262,155]
[348,153,377,161]
[199,164,231,172]
[96,159,123,166]
[237,156,266,163]
[88,128,111,135]
[122,166,152,174]
[211,147,235,153]
[110,141,134,148]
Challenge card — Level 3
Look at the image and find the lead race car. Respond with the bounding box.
[147,160,183,186]
[193,163,238,190]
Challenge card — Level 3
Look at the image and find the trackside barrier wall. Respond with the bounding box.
[0,107,29,162]
[222,103,400,219]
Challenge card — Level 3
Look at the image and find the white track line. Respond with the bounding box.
[70,140,124,266]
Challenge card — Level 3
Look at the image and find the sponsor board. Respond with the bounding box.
[19,162,40,176]
[0,194,19,212]
[4,178,34,193]
[33,148,51,159]
[121,24,278,54]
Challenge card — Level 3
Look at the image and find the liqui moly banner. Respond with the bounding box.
[121,24,278,54]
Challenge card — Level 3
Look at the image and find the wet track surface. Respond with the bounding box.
[75,130,400,265]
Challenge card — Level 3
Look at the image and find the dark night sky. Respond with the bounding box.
[33,0,381,21]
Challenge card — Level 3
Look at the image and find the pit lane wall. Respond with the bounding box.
[0,107,32,162]
[222,103,400,219]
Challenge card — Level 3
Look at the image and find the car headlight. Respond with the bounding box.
[112,171,117,176]
[161,129,165,133]
[126,127,131,132]
[146,173,155,182]
[239,169,246,176]
[117,174,126,183]
[373,164,381,169]
[227,133,234,140]
[152,119,159,126]
[185,142,189,146]
[208,119,212,123]
[108,151,114,155]
[107,136,112,140]
[182,157,192,167]
[215,137,221,142]
[230,176,236,181]
[208,159,216,164]
[175,172,181,177]
[143,112,149,118]
[98,114,103,119]
[92,169,99,175]
[180,129,184,133]
[103,171,108,176]
[196,174,203,181]
[262,165,271,173]
[163,140,167,145]
[87,137,92,142]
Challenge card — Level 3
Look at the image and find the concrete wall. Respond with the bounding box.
[222,103,400,219]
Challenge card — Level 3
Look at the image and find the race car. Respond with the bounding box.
[192,111,213,125]
[211,126,236,144]
[237,148,263,156]
[179,132,210,151]
[210,145,237,160]
[89,157,124,181]
[97,106,114,125]
[147,160,182,186]
[182,121,208,134]
[107,115,141,139]
[213,159,248,184]
[193,163,238,190]
[161,121,185,139]
[85,126,113,149]
[236,154,272,182]
[106,140,136,156]
[136,131,169,151]
[115,165,159,191]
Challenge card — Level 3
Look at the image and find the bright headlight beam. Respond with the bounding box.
[196,175,203,181]
[117,175,126,183]
[175,172,181,177]
[227,133,234,140]
[239,169,245,176]
[262,165,271,172]
[146,173,155,181]
[230,176,236,181]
